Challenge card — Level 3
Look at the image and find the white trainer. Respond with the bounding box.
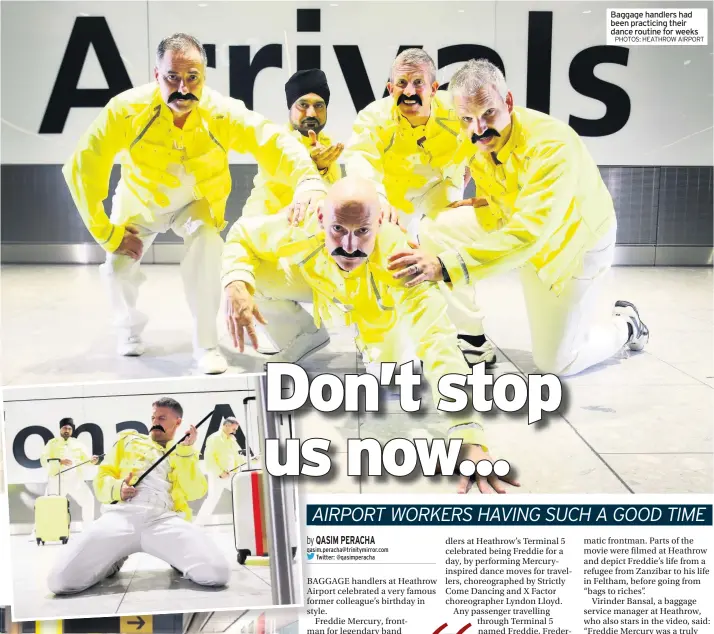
[270,327,330,364]
[613,300,649,351]
[118,335,145,357]
[196,348,228,374]
[458,337,497,367]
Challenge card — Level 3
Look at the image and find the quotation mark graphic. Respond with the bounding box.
[432,624,472,634]
[460,458,511,479]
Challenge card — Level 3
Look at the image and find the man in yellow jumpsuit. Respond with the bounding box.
[195,417,246,526]
[222,176,519,494]
[343,48,494,368]
[240,69,342,357]
[47,397,230,594]
[63,33,326,375]
[40,418,99,528]
[390,59,649,377]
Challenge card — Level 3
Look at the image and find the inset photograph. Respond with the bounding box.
[1,375,301,621]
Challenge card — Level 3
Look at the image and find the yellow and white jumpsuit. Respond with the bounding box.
[427,106,626,376]
[222,213,488,449]
[195,429,246,526]
[343,91,484,340]
[48,431,229,594]
[241,124,341,217]
[40,437,96,524]
[63,84,326,353]
[238,124,342,351]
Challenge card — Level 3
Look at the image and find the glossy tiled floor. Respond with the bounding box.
[8,524,300,620]
[2,264,712,495]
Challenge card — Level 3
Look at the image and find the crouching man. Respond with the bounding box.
[222,176,519,494]
[47,397,230,594]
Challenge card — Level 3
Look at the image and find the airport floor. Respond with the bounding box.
[2,264,712,496]
[8,524,299,620]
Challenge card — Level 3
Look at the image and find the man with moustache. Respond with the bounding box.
[47,398,230,595]
[242,69,342,219]
[40,418,99,528]
[342,48,495,368]
[63,33,326,375]
[241,69,342,355]
[222,176,519,495]
[391,59,649,376]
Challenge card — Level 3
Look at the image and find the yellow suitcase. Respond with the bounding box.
[35,458,71,545]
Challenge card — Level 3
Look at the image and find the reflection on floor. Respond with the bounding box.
[9,525,300,620]
[2,265,712,495]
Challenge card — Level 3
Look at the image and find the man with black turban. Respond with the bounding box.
[242,68,342,219]
[39,418,99,529]
[237,68,342,357]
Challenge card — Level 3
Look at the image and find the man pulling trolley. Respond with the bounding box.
[39,418,98,527]
[195,417,246,526]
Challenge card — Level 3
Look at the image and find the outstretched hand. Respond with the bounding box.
[224,281,268,352]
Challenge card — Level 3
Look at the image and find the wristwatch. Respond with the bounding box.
[437,257,451,283]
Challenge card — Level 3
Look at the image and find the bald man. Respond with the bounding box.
[221,176,519,494]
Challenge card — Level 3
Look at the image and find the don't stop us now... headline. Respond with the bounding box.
[257,362,562,479]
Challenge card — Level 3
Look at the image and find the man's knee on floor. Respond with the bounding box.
[187,554,230,587]
[47,560,84,595]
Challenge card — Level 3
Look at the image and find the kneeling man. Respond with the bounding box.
[47,397,230,594]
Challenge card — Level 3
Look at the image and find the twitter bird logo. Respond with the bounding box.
[307,552,316,560]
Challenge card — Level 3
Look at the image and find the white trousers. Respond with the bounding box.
[252,264,323,351]
[101,199,224,353]
[409,212,485,337]
[195,475,233,526]
[46,474,95,523]
[47,492,230,594]
[520,224,629,376]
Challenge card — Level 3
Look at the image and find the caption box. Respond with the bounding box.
[607,8,708,45]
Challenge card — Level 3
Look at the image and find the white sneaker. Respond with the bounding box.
[118,335,144,357]
[270,328,330,363]
[196,348,228,374]
[614,300,649,351]
[458,337,497,367]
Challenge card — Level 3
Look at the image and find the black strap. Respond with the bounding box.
[59,453,105,475]
[110,411,214,503]
[438,257,451,284]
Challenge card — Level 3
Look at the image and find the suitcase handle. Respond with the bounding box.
[242,396,258,471]
[47,458,62,496]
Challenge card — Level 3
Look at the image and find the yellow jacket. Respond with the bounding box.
[242,125,341,217]
[222,213,487,448]
[41,438,91,478]
[343,91,467,217]
[438,107,616,296]
[204,431,246,477]
[63,83,326,253]
[94,431,207,519]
